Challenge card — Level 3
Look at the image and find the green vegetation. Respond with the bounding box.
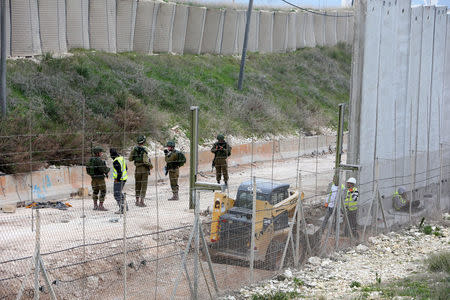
[0,44,351,173]
[251,290,300,300]
[355,251,450,299]
[350,281,361,288]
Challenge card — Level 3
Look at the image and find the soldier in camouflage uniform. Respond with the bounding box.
[129,135,153,207]
[211,134,231,186]
[86,146,110,211]
[164,141,186,201]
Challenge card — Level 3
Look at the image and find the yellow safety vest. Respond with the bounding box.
[113,156,128,181]
[392,191,406,210]
[344,188,358,211]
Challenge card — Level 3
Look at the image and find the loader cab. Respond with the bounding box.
[234,179,290,208]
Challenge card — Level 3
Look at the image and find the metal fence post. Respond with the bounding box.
[34,209,40,300]
[438,143,443,212]
[194,191,200,300]
[123,193,127,300]
[335,168,342,250]
[250,176,256,282]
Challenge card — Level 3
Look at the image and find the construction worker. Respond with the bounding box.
[321,175,340,232]
[164,141,186,201]
[129,135,153,207]
[344,177,359,238]
[86,146,110,211]
[110,148,128,214]
[211,134,231,186]
[392,187,420,211]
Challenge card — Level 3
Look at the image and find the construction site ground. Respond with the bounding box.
[0,153,338,299]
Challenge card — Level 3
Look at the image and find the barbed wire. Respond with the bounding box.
[280,0,354,17]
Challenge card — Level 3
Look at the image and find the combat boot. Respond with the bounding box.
[93,200,98,210]
[135,197,140,206]
[168,192,179,201]
[98,202,108,211]
[139,200,147,207]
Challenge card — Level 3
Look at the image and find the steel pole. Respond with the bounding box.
[335,104,346,172]
[249,176,256,282]
[237,0,254,90]
[189,106,199,209]
[1,0,6,116]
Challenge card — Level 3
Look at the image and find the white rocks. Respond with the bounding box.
[283,268,293,279]
[356,244,369,253]
[308,256,321,266]
[321,259,332,267]
[368,236,379,244]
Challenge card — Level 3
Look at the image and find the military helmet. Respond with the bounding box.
[166,140,175,147]
[217,134,225,141]
[92,146,104,154]
[137,135,146,144]
[398,187,406,195]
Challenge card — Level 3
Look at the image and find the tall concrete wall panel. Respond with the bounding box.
[89,0,117,53]
[296,11,306,49]
[133,0,158,54]
[358,0,383,198]
[313,13,325,47]
[66,0,89,49]
[116,0,137,52]
[236,10,246,54]
[171,4,188,54]
[428,6,447,182]
[258,11,273,53]
[154,2,176,53]
[347,14,354,45]
[184,6,206,54]
[221,9,238,55]
[273,11,288,53]
[393,0,411,186]
[416,6,436,189]
[444,14,450,144]
[304,13,316,47]
[336,13,347,43]
[247,10,259,52]
[201,8,223,54]
[38,0,67,54]
[0,0,11,56]
[325,12,337,46]
[287,12,296,51]
[10,0,41,56]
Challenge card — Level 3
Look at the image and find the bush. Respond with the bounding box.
[427,252,450,273]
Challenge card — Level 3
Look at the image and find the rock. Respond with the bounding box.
[368,237,379,244]
[283,269,293,279]
[308,256,321,266]
[392,297,413,300]
[321,259,332,267]
[87,276,99,289]
[356,244,369,253]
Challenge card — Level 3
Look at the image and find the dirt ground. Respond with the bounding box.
[0,152,338,299]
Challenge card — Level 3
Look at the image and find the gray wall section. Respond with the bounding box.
[133,0,157,54]
[153,2,176,53]
[258,11,273,53]
[336,13,347,43]
[38,0,67,54]
[221,9,238,55]
[10,0,41,56]
[325,12,337,46]
[444,14,450,144]
[116,0,137,52]
[304,12,316,47]
[66,0,89,49]
[184,6,206,54]
[236,10,246,54]
[0,0,11,56]
[273,11,288,53]
[296,11,306,48]
[313,13,325,47]
[201,8,223,54]
[287,12,296,51]
[171,4,188,54]
[247,10,259,52]
[89,0,117,53]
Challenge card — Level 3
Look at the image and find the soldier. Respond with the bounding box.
[86,146,110,211]
[129,135,153,207]
[110,148,128,214]
[344,177,359,238]
[164,141,186,201]
[211,134,231,186]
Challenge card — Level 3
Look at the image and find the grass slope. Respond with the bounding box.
[0,44,351,173]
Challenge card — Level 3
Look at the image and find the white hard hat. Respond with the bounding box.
[398,187,406,194]
[346,177,356,185]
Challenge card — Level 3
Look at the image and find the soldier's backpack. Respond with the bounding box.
[133,146,147,163]
[177,151,186,167]
[86,158,96,176]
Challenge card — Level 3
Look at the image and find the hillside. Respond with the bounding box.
[0,44,351,173]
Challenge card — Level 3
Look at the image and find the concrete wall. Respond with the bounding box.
[4,1,356,58]
[0,0,11,56]
[66,0,90,50]
[184,6,206,54]
[349,1,450,215]
[444,13,450,145]
[10,0,41,56]
[116,0,137,52]
[201,8,224,54]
